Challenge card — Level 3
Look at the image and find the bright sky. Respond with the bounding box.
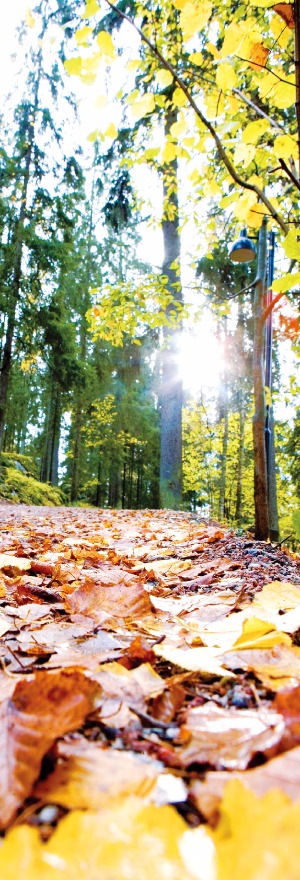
[0,0,225,398]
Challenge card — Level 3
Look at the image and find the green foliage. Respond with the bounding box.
[1,452,38,479]
[0,468,64,506]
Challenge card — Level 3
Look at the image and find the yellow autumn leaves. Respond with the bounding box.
[1,782,300,879]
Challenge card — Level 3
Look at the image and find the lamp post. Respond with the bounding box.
[229,220,279,541]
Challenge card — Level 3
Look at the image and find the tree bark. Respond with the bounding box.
[159,106,183,508]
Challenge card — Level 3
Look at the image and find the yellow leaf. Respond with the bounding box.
[242,119,270,144]
[25,8,35,27]
[129,93,155,120]
[0,799,207,880]
[81,53,102,76]
[96,30,115,59]
[273,134,299,162]
[172,87,187,107]
[179,1,212,42]
[272,272,300,293]
[75,25,93,45]
[170,116,188,139]
[232,616,291,650]
[232,190,258,220]
[155,69,174,88]
[282,229,300,260]
[82,0,99,17]
[216,62,237,91]
[211,779,300,880]
[234,143,256,167]
[203,179,222,197]
[104,123,117,139]
[154,643,235,677]
[126,59,140,72]
[143,147,160,160]
[64,57,83,76]
[189,52,203,66]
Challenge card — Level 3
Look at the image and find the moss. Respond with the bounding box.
[0,452,38,478]
[0,467,63,506]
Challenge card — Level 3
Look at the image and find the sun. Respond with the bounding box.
[177,322,223,395]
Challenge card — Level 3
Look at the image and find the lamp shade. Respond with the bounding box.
[229,228,256,263]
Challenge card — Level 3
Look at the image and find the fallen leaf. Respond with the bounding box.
[191,746,300,824]
[65,569,152,621]
[223,643,300,691]
[92,660,166,707]
[0,669,99,828]
[177,702,284,770]
[34,739,162,808]
[210,779,300,880]
[232,616,291,650]
[154,643,235,677]
[0,797,211,880]
[0,553,31,575]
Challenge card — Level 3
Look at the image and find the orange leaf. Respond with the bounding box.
[273,3,295,27]
[249,43,269,70]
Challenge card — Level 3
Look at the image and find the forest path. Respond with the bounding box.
[0,505,300,877]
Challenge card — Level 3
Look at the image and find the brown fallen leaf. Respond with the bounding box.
[275,684,300,744]
[191,745,300,825]
[0,669,99,828]
[34,738,162,808]
[0,554,31,575]
[176,702,284,770]
[92,660,166,709]
[65,568,152,621]
[223,643,300,691]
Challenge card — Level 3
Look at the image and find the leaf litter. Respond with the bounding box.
[0,505,300,877]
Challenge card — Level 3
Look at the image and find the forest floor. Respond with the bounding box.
[0,505,300,878]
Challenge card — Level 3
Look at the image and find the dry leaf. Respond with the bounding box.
[210,779,300,880]
[223,643,300,691]
[191,746,300,824]
[177,702,284,770]
[0,669,99,828]
[65,568,152,621]
[154,642,235,677]
[273,3,295,27]
[34,740,162,808]
[0,554,31,575]
[0,797,211,880]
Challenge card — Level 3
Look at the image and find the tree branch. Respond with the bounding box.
[104,0,289,234]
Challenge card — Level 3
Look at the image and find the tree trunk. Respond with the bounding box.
[159,106,183,508]
[235,396,245,525]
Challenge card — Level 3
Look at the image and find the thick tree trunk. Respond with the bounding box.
[159,107,183,508]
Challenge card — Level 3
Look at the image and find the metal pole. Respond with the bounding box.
[265,231,274,482]
[265,231,279,540]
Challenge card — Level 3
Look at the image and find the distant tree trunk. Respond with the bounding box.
[218,321,229,521]
[253,219,269,540]
[235,396,245,525]
[40,381,61,485]
[159,106,183,509]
